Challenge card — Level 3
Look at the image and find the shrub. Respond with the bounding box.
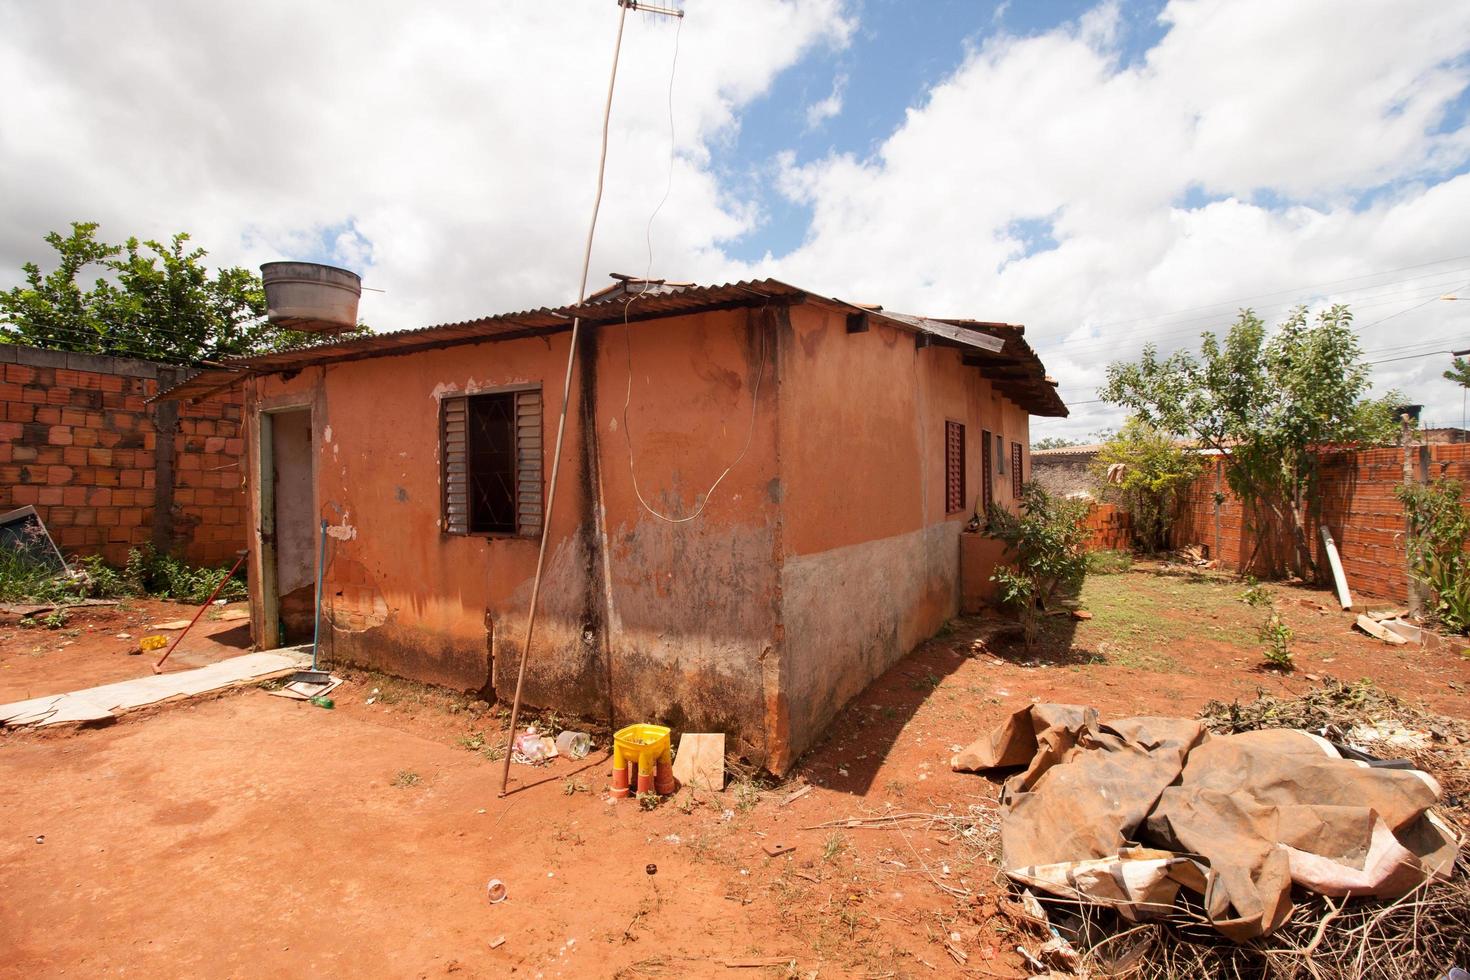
[988,483,1091,648]
[0,543,245,605]
[1093,419,1202,553]
[1396,478,1470,634]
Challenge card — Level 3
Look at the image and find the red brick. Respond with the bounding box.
[46,388,70,406]
[46,465,73,484]
[119,507,143,526]
[73,507,95,525]
[62,487,86,506]
[86,448,113,467]
[71,427,98,448]
[120,469,143,488]
[93,468,120,488]
[62,446,87,466]
[48,425,72,445]
[85,487,111,506]
[38,487,63,506]
[0,420,21,441]
[6,364,37,384]
[21,387,45,404]
[11,485,39,505]
[60,408,86,426]
[96,507,120,526]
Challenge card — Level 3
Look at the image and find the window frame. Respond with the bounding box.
[440,384,543,539]
[1011,441,1024,497]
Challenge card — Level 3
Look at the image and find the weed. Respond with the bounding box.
[1260,611,1294,670]
[480,745,505,763]
[562,778,588,796]
[636,791,662,811]
[1240,578,1272,607]
[880,705,898,720]
[391,769,420,788]
[732,777,764,813]
[907,671,941,691]
[39,610,68,630]
[821,832,847,863]
[884,778,906,797]
[457,731,487,751]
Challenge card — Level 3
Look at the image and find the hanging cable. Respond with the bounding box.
[614,11,765,524]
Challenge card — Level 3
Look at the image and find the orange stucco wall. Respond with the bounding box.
[774,307,1029,768]
[241,301,1035,771]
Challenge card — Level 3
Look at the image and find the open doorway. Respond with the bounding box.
[259,408,316,646]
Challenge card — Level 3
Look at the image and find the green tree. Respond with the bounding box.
[1444,356,1470,389]
[1395,478,1470,634]
[1093,418,1201,553]
[1,222,368,363]
[1101,305,1398,581]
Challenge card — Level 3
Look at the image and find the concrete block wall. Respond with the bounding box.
[0,344,245,567]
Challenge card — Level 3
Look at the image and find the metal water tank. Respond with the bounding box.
[261,262,362,333]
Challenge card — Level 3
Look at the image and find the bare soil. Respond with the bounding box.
[0,599,254,705]
[1,566,1466,978]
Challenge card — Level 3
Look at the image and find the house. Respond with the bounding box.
[157,277,1066,770]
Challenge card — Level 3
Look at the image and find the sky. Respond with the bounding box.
[2,0,1470,440]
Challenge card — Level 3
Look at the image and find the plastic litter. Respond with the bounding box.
[555,730,591,760]
[513,728,558,765]
[486,879,507,904]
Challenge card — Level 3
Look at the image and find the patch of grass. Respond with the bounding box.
[457,731,487,751]
[562,777,588,796]
[39,609,68,630]
[821,832,847,863]
[732,775,766,813]
[907,670,941,691]
[391,769,420,788]
[1086,549,1133,575]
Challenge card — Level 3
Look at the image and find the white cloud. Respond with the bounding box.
[804,72,848,130]
[740,0,1470,437]
[0,0,854,328]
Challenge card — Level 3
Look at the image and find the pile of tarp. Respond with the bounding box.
[952,704,1462,940]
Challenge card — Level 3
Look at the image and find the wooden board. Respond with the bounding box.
[1355,614,1408,645]
[671,732,725,792]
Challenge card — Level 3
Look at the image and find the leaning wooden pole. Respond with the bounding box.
[498,2,628,796]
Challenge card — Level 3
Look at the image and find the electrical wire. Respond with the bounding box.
[613,7,766,525]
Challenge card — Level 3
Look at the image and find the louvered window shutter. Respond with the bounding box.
[514,389,543,537]
[442,397,470,534]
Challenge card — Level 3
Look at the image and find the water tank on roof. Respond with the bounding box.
[261,261,361,333]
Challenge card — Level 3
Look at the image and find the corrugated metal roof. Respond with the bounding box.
[150,276,1063,415]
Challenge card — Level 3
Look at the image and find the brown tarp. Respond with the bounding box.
[952,704,1461,940]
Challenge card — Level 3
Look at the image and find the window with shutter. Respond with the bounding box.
[980,428,993,510]
[945,420,965,514]
[1011,442,1024,497]
[441,388,542,537]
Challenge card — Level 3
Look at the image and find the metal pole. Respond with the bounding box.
[499,2,629,796]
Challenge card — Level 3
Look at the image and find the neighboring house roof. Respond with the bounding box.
[1030,444,1105,461]
[153,276,1068,416]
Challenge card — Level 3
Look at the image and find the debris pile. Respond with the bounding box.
[953,691,1467,978]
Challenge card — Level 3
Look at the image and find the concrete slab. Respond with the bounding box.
[0,647,310,728]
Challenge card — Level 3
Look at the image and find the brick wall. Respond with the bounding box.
[0,344,245,568]
[1082,502,1132,552]
[1172,444,1470,603]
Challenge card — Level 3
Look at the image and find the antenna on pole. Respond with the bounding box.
[619,0,685,17]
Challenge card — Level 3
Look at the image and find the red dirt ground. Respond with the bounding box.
[0,600,254,706]
[1,568,1466,978]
